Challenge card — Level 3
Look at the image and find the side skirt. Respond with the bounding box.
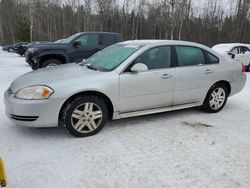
[113,102,201,120]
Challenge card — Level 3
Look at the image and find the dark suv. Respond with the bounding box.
[25,32,123,70]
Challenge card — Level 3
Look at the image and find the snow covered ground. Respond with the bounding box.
[0,50,250,188]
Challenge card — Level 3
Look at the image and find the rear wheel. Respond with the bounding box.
[202,83,228,113]
[64,96,108,137]
[41,59,62,68]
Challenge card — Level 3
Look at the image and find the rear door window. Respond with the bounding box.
[75,34,98,48]
[175,46,205,66]
[102,35,117,46]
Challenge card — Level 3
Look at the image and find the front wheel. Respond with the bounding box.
[64,96,108,137]
[202,84,228,113]
[8,48,15,53]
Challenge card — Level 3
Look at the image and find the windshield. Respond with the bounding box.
[82,43,142,71]
[63,33,82,43]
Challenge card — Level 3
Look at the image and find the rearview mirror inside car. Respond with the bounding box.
[131,63,148,73]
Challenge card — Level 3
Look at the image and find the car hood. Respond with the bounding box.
[10,63,104,92]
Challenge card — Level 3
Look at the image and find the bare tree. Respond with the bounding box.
[0,0,250,45]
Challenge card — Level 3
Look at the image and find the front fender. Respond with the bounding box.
[37,50,70,64]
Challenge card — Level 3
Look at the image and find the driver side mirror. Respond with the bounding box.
[72,40,81,47]
[130,63,148,73]
[228,52,235,59]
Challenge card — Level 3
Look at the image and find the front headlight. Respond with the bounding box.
[15,85,54,100]
[28,47,40,53]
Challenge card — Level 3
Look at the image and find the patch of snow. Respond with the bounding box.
[0,49,250,188]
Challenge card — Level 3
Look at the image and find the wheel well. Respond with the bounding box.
[40,54,66,65]
[213,80,231,95]
[59,91,114,121]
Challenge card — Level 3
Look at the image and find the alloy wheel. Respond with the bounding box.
[209,88,226,110]
[71,102,103,133]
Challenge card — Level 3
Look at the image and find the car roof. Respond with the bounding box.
[213,43,250,48]
[78,32,121,35]
[118,40,212,50]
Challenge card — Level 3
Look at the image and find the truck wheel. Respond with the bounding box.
[8,48,15,53]
[31,63,38,70]
[41,59,62,68]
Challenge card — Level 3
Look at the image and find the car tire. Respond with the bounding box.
[64,96,109,137]
[31,63,38,70]
[8,48,15,53]
[202,83,228,113]
[41,59,62,68]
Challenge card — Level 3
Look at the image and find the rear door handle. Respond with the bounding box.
[205,69,213,74]
[161,73,173,79]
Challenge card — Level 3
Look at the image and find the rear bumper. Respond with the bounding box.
[230,74,247,96]
[4,90,63,128]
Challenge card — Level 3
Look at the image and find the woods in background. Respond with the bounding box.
[0,0,249,47]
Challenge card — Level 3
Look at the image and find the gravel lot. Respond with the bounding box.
[0,50,250,188]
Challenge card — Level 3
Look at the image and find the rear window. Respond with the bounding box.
[176,46,205,66]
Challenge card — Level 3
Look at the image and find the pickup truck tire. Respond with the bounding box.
[41,59,62,68]
[8,48,15,53]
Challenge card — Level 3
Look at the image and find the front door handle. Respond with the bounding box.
[161,73,173,79]
[205,69,213,74]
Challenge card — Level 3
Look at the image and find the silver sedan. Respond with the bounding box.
[4,40,246,137]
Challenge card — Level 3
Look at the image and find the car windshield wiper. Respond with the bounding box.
[84,64,98,71]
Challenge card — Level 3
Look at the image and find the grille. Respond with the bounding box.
[11,114,38,122]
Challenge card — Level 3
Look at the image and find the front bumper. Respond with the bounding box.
[2,47,8,51]
[25,52,40,70]
[4,90,63,128]
[25,51,33,64]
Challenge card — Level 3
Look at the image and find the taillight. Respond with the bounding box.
[242,64,246,73]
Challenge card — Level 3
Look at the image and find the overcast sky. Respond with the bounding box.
[62,0,237,16]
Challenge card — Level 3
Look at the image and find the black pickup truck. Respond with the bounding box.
[25,32,123,70]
